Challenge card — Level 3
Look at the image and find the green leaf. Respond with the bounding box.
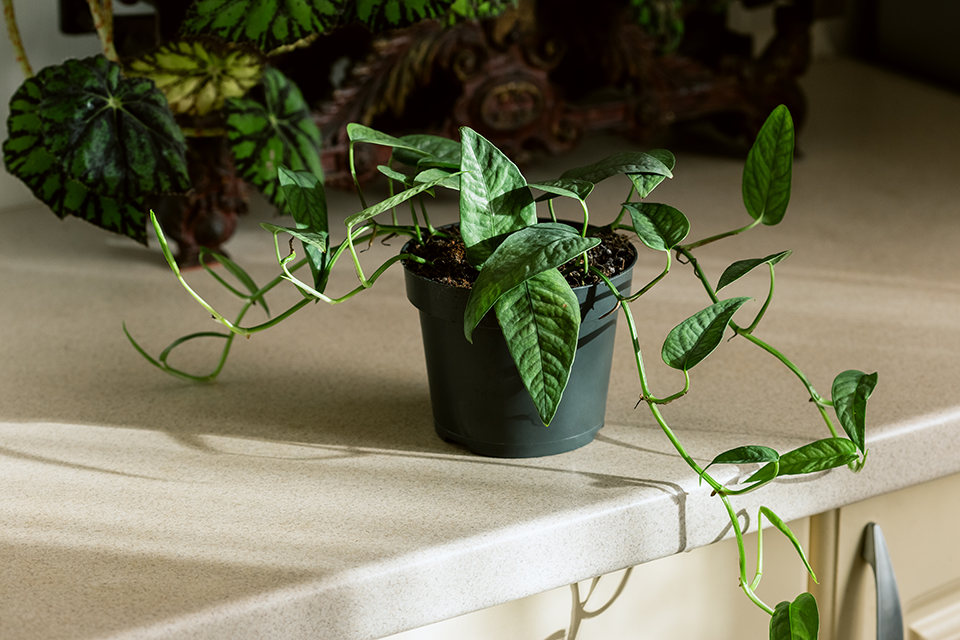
[832,370,878,454]
[3,59,188,244]
[760,507,817,583]
[395,133,461,168]
[661,298,750,370]
[347,123,430,157]
[743,105,794,225]
[261,222,329,251]
[345,172,463,227]
[629,149,675,198]
[458,127,536,265]
[182,0,346,52]
[559,151,672,185]
[378,165,413,184]
[125,37,265,116]
[529,179,595,202]
[413,167,460,190]
[494,268,580,427]
[225,67,323,207]
[38,56,190,201]
[463,223,600,341]
[747,438,859,482]
[622,202,690,252]
[716,251,793,291]
[701,445,779,482]
[347,0,456,33]
[769,593,819,640]
[279,167,328,290]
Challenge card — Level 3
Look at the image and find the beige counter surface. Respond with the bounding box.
[2,58,960,640]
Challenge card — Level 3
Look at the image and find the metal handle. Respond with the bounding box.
[861,522,904,640]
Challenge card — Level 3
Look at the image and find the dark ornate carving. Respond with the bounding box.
[314,0,814,187]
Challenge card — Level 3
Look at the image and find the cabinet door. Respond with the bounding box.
[827,473,960,640]
[386,518,810,640]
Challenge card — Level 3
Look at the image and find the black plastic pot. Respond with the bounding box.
[403,239,636,458]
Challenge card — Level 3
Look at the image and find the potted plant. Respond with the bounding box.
[128,104,876,639]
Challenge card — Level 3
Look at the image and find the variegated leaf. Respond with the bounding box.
[126,37,265,116]
[224,67,323,206]
[182,0,345,52]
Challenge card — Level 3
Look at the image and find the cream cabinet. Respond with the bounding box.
[386,519,812,640]
[812,473,960,640]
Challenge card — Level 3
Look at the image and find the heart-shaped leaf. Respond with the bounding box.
[459,127,536,265]
[832,370,878,454]
[716,251,793,291]
[769,593,819,640]
[464,223,600,340]
[3,58,188,244]
[661,298,750,371]
[126,37,265,116]
[746,437,859,482]
[559,151,672,185]
[623,202,690,252]
[182,0,346,53]
[629,149,675,198]
[743,105,794,225]
[279,167,328,289]
[224,67,323,206]
[495,268,580,427]
[38,56,190,201]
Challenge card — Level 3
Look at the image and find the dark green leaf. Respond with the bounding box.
[458,127,536,265]
[279,167,328,289]
[464,223,599,340]
[529,179,595,202]
[702,445,779,480]
[225,67,323,207]
[559,151,672,185]
[661,298,750,370]
[832,370,878,454]
[629,149,675,198]
[769,593,819,640]
[348,123,430,157]
[495,268,580,427]
[346,0,456,33]
[760,507,817,583]
[182,0,346,52]
[622,202,690,252]
[747,438,859,482]
[716,251,793,291]
[2,59,188,244]
[743,105,794,225]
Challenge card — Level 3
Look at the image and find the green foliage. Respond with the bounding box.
[125,37,265,116]
[743,105,794,225]
[182,0,345,53]
[661,297,751,371]
[135,105,877,640]
[770,593,819,640]
[2,56,189,244]
[224,67,323,206]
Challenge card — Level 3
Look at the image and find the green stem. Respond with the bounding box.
[625,251,670,302]
[612,184,636,226]
[720,494,776,616]
[348,140,369,211]
[679,217,762,252]
[742,263,776,334]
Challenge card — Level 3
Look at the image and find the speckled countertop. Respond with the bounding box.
[2,58,960,640]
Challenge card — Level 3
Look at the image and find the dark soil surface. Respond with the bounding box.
[403,226,637,289]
